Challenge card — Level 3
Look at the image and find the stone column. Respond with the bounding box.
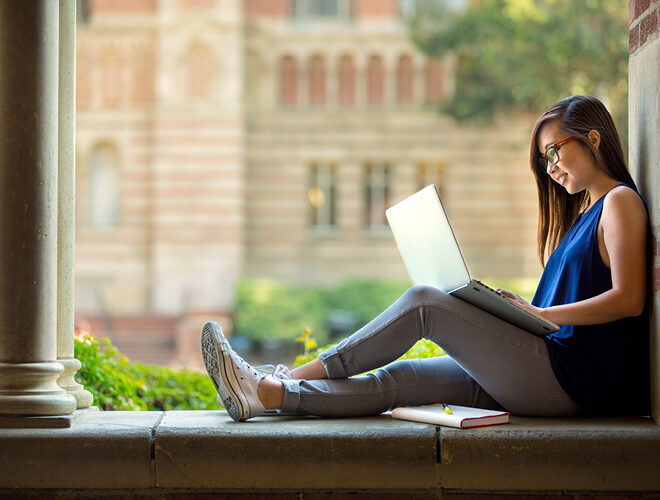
[628,0,660,424]
[57,0,93,409]
[0,0,77,416]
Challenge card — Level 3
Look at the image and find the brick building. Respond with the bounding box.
[74,0,540,366]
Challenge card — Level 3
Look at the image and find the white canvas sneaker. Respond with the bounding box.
[214,363,292,414]
[201,321,266,421]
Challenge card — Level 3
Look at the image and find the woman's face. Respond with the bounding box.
[537,119,599,195]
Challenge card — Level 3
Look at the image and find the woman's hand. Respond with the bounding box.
[497,289,545,317]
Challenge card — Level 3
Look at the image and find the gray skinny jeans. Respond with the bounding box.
[280,285,581,417]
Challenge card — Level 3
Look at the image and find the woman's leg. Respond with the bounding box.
[279,285,580,417]
[289,358,327,381]
[280,355,502,417]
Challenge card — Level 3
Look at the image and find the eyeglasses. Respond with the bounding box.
[539,137,575,172]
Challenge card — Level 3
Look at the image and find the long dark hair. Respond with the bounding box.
[530,95,637,266]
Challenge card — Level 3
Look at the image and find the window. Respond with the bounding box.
[364,164,390,228]
[77,0,91,25]
[367,55,385,107]
[398,0,465,19]
[396,54,414,107]
[279,55,298,107]
[308,163,337,229]
[289,0,353,22]
[89,144,120,227]
[308,55,326,107]
[397,0,417,17]
[417,162,445,194]
[337,54,355,106]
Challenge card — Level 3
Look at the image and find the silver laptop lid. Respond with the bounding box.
[385,184,470,292]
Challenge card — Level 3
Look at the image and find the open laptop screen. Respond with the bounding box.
[385,184,470,293]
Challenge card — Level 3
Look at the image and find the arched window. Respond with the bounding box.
[279,55,298,107]
[396,54,414,107]
[425,58,444,104]
[100,48,122,106]
[188,43,213,100]
[367,55,385,107]
[337,54,355,106]
[308,55,326,106]
[89,144,120,227]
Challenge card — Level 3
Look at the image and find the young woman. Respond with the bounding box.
[201,95,650,422]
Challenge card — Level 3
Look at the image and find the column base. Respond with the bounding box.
[57,356,94,408]
[0,407,97,428]
[0,361,77,416]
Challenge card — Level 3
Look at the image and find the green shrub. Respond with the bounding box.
[126,361,218,411]
[324,280,410,328]
[233,278,329,342]
[233,278,409,344]
[75,334,217,411]
[74,335,146,410]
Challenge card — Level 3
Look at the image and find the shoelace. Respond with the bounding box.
[226,343,290,381]
[255,363,292,381]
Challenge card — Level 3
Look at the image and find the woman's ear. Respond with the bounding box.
[588,129,601,150]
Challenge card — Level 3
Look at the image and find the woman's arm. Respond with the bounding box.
[501,187,648,326]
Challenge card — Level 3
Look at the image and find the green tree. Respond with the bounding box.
[409,0,628,138]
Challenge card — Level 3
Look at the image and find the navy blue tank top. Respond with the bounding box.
[531,185,650,416]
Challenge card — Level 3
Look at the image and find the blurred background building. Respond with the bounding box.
[74,0,540,367]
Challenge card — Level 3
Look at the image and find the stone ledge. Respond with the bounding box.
[0,411,161,490]
[440,416,660,493]
[155,411,438,491]
[0,410,659,495]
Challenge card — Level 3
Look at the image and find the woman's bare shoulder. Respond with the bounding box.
[602,184,648,224]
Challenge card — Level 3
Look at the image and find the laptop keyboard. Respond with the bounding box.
[474,279,503,296]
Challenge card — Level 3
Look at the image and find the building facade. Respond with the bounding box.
[74,0,540,366]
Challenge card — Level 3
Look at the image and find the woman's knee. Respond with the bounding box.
[376,356,453,385]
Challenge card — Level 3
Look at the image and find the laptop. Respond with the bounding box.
[385,184,559,336]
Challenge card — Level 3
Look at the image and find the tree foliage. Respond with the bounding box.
[409,0,629,135]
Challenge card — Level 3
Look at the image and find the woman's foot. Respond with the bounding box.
[201,321,270,421]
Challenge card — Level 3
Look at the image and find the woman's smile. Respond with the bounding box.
[555,172,567,186]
